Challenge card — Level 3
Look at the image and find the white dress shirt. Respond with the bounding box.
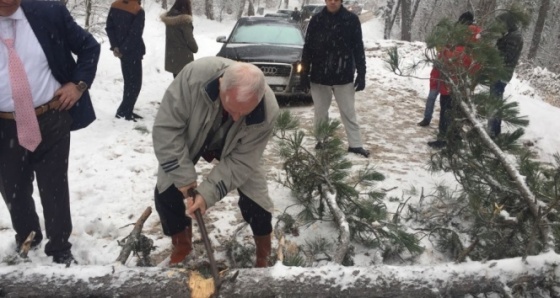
[0,7,60,112]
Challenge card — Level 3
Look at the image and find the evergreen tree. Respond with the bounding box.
[389,6,560,261]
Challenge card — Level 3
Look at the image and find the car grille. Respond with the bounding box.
[254,64,292,77]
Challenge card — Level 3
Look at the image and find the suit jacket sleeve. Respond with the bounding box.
[60,5,100,86]
[105,8,118,51]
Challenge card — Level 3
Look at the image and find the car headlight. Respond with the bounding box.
[296,63,303,73]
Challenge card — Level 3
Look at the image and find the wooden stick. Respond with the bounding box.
[19,231,36,259]
[115,207,152,264]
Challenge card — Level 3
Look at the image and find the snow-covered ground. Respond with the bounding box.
[1,0,560,293]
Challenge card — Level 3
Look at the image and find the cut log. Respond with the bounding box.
[1,253,559,297]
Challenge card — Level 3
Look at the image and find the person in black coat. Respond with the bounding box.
[301,0,369,157]
[106,0,146,121]
[488,12,524,137]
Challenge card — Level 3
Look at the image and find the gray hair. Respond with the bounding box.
[220,62,266,103]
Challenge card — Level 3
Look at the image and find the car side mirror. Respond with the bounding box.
[216,36,227,43]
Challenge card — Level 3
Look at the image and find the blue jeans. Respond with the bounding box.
[488,81,507,137]
[423,88,440,121]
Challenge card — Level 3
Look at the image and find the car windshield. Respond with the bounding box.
[230,23,304,46]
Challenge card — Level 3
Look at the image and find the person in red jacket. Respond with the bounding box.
[419,12,481,128]
[428,42,480,148]
[427,12,481,148]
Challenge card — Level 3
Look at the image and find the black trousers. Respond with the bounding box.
[438,94,453,137]
[155,185,272,237]
[0,109,73,256]
[117,57,143,117]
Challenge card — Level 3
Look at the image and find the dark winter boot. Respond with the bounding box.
[254,234,271,268]
[169,226,192,264]
[417,118,430,127]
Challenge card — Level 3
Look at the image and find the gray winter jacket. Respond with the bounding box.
[153,57,279,212]
[161,10,198,74]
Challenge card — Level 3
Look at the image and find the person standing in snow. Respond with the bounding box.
[300,0,369,158]
[419,12,481,128]
[105,0,145,121]
[0,0,100,265]
[427,12,482,148]
[161,0,198,78]
[152,57,279,267]
[487,12,524,138]
[417,67,441,127]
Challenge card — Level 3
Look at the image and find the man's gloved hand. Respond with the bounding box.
[354,74,365,92]
[300,73,310,92]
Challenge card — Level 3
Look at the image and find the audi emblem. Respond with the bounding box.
[259,66,278,75]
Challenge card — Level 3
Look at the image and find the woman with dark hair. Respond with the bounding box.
[161,0,199,78]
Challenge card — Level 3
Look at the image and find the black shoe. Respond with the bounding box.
[315,142,324,150]
[115,114,137,122]
[427,140,447,149]
[348,147,370,158]
[131,112,144,119]
[52,250,77,267]
[417,119,430,127]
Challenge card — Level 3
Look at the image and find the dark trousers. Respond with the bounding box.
[117,58,143,117]
[155,185,272,237]
[488,81,507,137]
[438,94,453,137]
[0,110,73,256]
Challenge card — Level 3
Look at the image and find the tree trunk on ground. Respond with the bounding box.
[527,0,551,61]
[1,253,559,297]
[401,0,412,41]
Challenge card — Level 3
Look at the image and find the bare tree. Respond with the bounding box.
[248,0,255,16]
[527,0,551,61]
[205,0,214,20]
[383,0,401,39]
[237,0,247,18]
[401,0,412,41]
[475,0,496,25]
[410,0,421,21]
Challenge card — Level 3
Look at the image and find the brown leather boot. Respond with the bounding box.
[169,226,192,264]
[254,234,271,268]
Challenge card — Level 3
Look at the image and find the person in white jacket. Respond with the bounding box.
[152,57,279,267]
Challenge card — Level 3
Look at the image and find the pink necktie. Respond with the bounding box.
[2,37,42,152]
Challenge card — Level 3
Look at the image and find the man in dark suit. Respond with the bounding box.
[0,0,100,265]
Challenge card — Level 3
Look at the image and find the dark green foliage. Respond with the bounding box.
[392,7,560,261]
[274,111,422,264]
